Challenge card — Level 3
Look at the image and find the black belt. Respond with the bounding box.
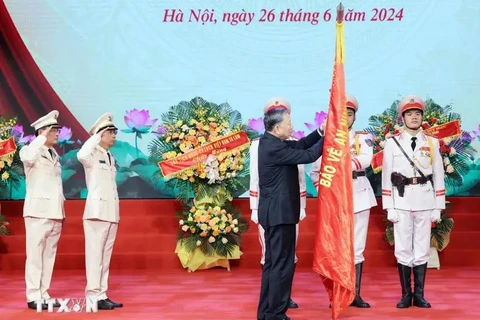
[352,171,366,179]
[405,174,433,185]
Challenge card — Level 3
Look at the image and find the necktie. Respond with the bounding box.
[48,148,54,159]
[411,137,417,151]
[107,152,111,165]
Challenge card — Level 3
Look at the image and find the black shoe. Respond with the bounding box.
[97,299,115,310]
[350,262,370,308]
[27,301,47,310]
[396,263,413,308]
[412,263,431,308]
[288,298,298,309]
[105,298,123,308]
[48,299,61,307]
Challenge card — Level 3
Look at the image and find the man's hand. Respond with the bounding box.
[40,126,52,137]
[251,210,258,224]
[320,117,328,134]
[99,128,110,137]
[430,209,441,223]
[387,209,399,223]
[300,209,306,221]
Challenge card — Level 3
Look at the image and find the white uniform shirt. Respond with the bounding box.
[19,135,65,219]
[381,131,446,211]
[77,134,120,223]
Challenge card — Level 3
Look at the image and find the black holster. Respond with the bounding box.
[391,172,406,197]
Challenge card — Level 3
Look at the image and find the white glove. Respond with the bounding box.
[387,209,399,223]
[251,210,258,224]
[430,209,441,222]
[300,209,306,221]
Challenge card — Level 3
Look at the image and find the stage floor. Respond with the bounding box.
[2,266,479,319]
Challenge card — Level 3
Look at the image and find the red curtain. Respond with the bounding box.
[0,1,89,142]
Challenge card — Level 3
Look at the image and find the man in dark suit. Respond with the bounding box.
[257,97,325,320]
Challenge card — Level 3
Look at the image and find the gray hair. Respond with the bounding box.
[264,108,288,132]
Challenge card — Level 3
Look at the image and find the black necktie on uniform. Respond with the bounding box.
[107,152,111,165]
[48,148,54,159]
[411,137,417,151]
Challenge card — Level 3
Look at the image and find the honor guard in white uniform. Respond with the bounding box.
[77,113,123,310]
[382,95,445,309]
[20,111,64,310]
[310,94,377,308]
[249,97,306,309]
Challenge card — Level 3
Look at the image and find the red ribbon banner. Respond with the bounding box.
[0,137,17,157]
[158,131,250,177]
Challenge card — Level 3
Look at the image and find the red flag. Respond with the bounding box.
[312,12,356,320]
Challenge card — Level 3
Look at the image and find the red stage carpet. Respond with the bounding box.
[1,268,479,319]
[1,197,479,319]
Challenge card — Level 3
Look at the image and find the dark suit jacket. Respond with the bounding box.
[258,130,324,227]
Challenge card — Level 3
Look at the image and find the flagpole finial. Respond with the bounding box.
[336,2,344,23]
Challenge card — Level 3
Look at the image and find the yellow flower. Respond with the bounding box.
[187,216,193,222]
[175,120,183,127]
[166,136,171,143]
[198,136,206,144]
[185,169,194,177]
[222,122,229,127]
[219,163,227,172]
[0,161,4,169]
[213,206,221,212]
[202,126,210,131]
[190,119,197,125]
[208,117,216,122]
[199,172,206,179]
[200,224,208,231]
[188,129,196,136]
[179,132,185,139]
[1,172,9,181]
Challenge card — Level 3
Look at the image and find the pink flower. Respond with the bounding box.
[123,109,158,135]
[11,125,35,145]
[152,125,167,137]
[304,111,327,131]
[247,118,265,134]
[291,130,305,140]
[58,126,74,144]
[472,124,480,138]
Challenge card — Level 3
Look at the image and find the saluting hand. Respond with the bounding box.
[41,126,52,137]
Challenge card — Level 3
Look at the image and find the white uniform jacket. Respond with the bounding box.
[310,130,377,213]
[381,131,445,211]
[19,135,65,219]
[77,134,120,223]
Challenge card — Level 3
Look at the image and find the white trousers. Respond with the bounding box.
[354,209,370,265]
[394,209,432,267]
[84,219,118,301]
[258,224,299,265]
[24,217,62,302]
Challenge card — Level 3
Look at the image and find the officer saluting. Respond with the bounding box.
[310,94,377,308]
[20,110,64,310]
[382,95,445,309]
[249,98,307,310]
[77,113,122,310]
